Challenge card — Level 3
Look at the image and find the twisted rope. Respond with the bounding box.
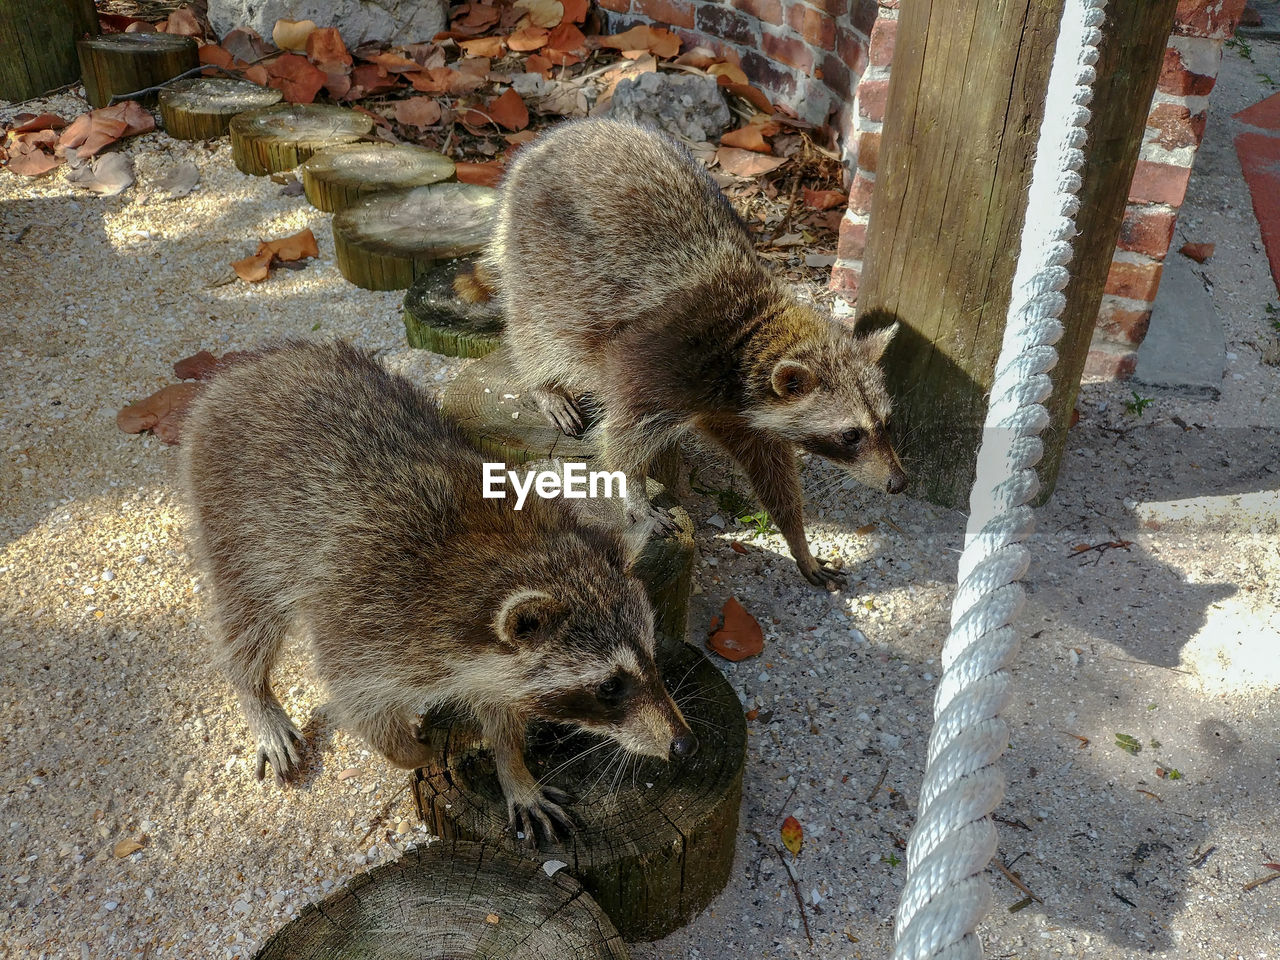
[891,1,1107,958]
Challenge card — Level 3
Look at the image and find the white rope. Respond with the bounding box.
[891,1,1106,957]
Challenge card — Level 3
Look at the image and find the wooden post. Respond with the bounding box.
[0,0,98,102]
[856,0,1179,507]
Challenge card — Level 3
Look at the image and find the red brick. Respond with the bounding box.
[1147,102,1208,151]
[829,262,862,296]
[847,171,875,215]
[741,50,798,98]
[1173,0,1247,39]
[837,216,868,260]
[642,0,696,29]
[819,52,852,99]
[732,0,784,27]
[806,0,849,16]
[1157,46,1217,97]
[696,4,759,44]
[1117,204,1177,257]
[853,0,882,33]
[834,26,868,77]
[1129,160,1193,206]
[856,76,889,120]
[856,129,880,173]
[1104,259,1164,302]
[598,0,631,13]
[868,16,895,66]
[762,31,814,72]
[1096,300,1153,345]
[786,3,837,49]
[1083,346,1138,380]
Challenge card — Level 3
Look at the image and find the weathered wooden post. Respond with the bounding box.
[856,0,1179,506]
[0,0,98,101]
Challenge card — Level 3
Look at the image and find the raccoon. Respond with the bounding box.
[178,340,696,844]
[464,117,908,589]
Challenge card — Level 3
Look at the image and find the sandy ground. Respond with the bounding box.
[2,37,1279,960]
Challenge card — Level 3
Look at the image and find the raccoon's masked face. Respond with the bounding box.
[495,569,697,762]
[748,322,908,494]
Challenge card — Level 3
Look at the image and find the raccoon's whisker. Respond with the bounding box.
[582,744,626,800]
[685,715,725,733]
[536,737,614,787]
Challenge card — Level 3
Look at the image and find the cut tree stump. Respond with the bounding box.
[440,346,683,491]
[332,182,496,290]
[413,641,746,942]
[403,256,504,357]
[157,77,282,141]
[76,32,197,108]
[0,0,99,102]
[229,103,373,177]
[254,837,628,959]
[300,141,456,212]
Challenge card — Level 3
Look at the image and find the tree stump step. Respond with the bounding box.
[301,141,456,212]
[253,837,628,959]
[332,182,497,291]
[412,642,746,942]
[157,77,283,141]
[440,346,683,491]
[1,0,98,102]
[403,256,504,357]
[229,103,373,177]
[77,32,199,109]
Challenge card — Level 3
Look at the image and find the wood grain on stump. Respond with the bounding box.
[440,346,683,491]
[157,77,282,141]
[229,103,373,177]
[403,256,504,357]
[332,182,496,291]
[254,838,628,959]
[300,141,456,212]
[413,642,746,942]
[76,32,197,108]
[0,0,99,102]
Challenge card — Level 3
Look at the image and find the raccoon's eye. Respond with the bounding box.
[841,428,864,447]
[596,675,624,702]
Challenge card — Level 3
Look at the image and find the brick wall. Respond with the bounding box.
[831,0,1247,379]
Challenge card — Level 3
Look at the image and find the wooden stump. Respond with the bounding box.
[229,103,373,177]
[413,642,746,942]
[300,142,456,212]
[254,838,628,959]
[332,183,496,291]
[0,0,99,102]
[157,77,283,140]
[76,32,197,108]
[403,256,504,357]
[441,347,684,491]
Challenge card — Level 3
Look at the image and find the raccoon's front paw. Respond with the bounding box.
[507,785,576,849]
[254,723,305,785]
[533,388,585,438]
[801,556,847,591]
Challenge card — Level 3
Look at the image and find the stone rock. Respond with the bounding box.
[608,72,732,143]
[207,0,448,47]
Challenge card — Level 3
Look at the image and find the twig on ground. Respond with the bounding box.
[865,761,890,803]
[1103,655,1194,676]
[1243,870,1280,892]
[1070,538,1133,564]
[772,843,814,946]
[1188,844,1216,868]
[355,782,410,847]
[992,858,1042,903]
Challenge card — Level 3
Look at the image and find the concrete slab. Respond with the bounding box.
[1238,0,1280,40]
[1133,254,1226,397]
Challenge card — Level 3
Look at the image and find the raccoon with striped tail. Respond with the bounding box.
[178,340,696,846]
[458,118,907,589]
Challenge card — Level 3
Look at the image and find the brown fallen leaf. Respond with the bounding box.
[730,540,749,554]
[112,838,146,858]
[198,43,234,69]
[546,22,587,54]
[1179,241,1214,263]
[5,137,62,176]
[232,250,274,282]
[366,51,423,73]
[460,36,506,58]
[719,79,772,113]
[707,596,764,662]
[394,97,443,128]
[488,88,530,131]
[561,0,589,23]
[516,0,564,28]
[803,188,847,211]
[11,113,66,134]
[306,27,352,72]
[452,2,502,35]
[855,522,878,535]
[524,55,553,79]
[597,25,681,59]
[164,6,203,37]
[507,25,550,51]
[347,63,401,98]
[780,815,803,855]
[263,227,319,262]
[721,124,771,153]
[708,61,749,85]
[117,383,202,444]
[272,17,317,52]
[456,161,504,187]
[267,53,326,103]
[57,101,156,160]
[716,146,785,178]
[674,46,720,69]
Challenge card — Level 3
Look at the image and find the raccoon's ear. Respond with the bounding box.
[770,361,818,400]
[494,589,563,647]
[861,322,899,361]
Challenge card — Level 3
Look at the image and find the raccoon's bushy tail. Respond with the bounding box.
[453,263,498,304]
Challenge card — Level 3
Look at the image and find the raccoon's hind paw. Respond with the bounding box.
[533,387,585,437]
[801,556,847,592]
[507,786,576,849]
[253,722,305,785]
[626,502,677,538]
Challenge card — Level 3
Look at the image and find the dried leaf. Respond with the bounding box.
[730,540,748,554]
[198,44,234,69]
[596,25,681,59]
[267,53,326,103]
[452,2,502,35]
[322,70,352,99]
[546,22,587,54]
[306,27,352,72]
[165,6,203,37]
[803,188,846,211]
[347,63,401,97]
[855,521,878,535]
[780,816,803,855]
[57,101,155,160]
[393,97,442,128]
[408,67,454,94]
[488,88,530,131]
[117,384,202,444]
[720,124,770,153]
[455,161,504,187]
[5,139,61,176]
[242,64,271,86]
[222,27,277,63]
[515,0,564,28]
[232,250,274,282]
[272,18,317,52]
[719,80,772,113]
[460,36,506,57]
[11,113,66,134]
[66,152,134,195]
[524,55,553,79]
[174,350,219,380]
[112,838,146,858]
[716,146,785,178]
[708,61,749,84]
[507,25,550,51]
[262,227,319,262]
[1179,242,1214,263]
[707,596,764,662]
[674,46,719,69]
[367,51,423,73]
[561,0,589,23]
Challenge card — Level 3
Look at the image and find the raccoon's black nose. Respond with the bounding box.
[886,468,908,494]
[671,732,699,759]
